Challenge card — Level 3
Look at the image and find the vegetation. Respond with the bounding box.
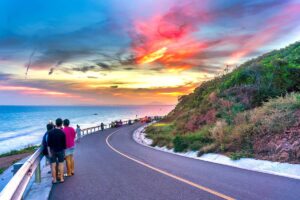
[0,145,39,158]
[146,41,300,160]
[0,145,39,175]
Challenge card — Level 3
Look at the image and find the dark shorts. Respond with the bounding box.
[50,150,65,163]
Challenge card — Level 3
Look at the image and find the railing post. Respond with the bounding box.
[35,162,41,183]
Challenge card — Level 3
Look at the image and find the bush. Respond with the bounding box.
[230,151,254,160]
[250,93,300,135]
[173,126,213,152]
[229,151,253,160]
[173,136,189,152]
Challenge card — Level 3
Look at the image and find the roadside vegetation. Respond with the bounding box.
[0,145,39,174]
[0,145,39,158]
[145,41,300,163]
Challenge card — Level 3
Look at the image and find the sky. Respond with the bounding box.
[0,0,300,105]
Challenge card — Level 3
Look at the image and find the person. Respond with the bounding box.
[76,125,81,142]
[63,119,76,177]
[47,118,66,184]
[42,123,54,171]
[100,123,104,131]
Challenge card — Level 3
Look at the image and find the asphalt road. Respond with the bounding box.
[50,123,300,200]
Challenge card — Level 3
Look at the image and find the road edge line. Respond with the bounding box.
[133,124,300,181]
[106,128,235,200]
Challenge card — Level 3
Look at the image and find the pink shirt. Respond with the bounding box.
[63,126,76,148]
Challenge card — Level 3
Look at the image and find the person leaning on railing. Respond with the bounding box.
[47,118,66,184]
[42,123,54,166]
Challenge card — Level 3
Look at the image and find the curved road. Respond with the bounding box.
[50,123,300,200]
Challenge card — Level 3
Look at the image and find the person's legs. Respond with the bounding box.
[58,162,64,182]
[65,155,72,176]
[70,154,75,175]
[50,153,58,183]
[57,151,65,182]
[51,163,57,183]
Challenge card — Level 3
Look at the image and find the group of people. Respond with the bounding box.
[110,120,123,128]
[41,116,154,184]
[42,118,79,184]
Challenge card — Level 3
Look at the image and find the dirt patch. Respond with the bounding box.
[0,153,32,170]
[253,125,300,164]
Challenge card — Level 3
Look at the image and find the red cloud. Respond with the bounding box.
[131,1,212,71]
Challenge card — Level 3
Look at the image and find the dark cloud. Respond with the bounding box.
[72,65,97,73]
[96,62,112,70]
[0,73,12,81]
[87,76,98,79]
[25,49,36,78]
[110,85,118,89]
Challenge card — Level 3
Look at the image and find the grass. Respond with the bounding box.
[146,123,175,148]
[0,145,39,175]
[0,145,39,158]
[148,42,300,162]
[230,151,254,160]
[146,93,300,160]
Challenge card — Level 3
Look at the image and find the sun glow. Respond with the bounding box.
[137,47,168,64]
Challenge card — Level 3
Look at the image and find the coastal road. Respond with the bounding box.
[50,123,300,200]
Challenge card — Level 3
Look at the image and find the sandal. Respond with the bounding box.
[52,181,58,184]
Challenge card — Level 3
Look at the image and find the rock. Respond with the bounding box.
[278,151,289,162]
[253,125,300,164]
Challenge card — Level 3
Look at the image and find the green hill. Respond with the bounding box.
[146,41,300,163]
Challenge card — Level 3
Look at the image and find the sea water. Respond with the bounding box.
[0,105,174,154]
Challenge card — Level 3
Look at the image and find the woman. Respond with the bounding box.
[63,119,76,176]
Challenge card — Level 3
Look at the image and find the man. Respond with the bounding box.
[100,122,104,131]
[47,118,66,184]
[42,123,54,173]
[63,119,76,176]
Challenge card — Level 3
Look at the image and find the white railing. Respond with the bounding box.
[0,116,163,200]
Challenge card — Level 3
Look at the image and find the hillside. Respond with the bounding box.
[146,41,300,163]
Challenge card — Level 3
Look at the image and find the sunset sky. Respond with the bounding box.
[0,0,300,105]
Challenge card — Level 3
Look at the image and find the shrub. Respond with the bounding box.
[173,126,213,152]
[198,143,218,156]
[250,93,300,135]
[173,136,189,152]
[230,151,254,160]
[210,120,227,144]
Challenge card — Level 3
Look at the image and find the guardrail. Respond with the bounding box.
[0,116,163,200]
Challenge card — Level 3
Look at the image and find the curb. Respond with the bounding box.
[132,124,300,181]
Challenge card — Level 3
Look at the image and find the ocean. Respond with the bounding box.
[0,105,174,154]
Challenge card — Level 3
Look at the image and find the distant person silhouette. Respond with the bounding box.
[76,124,81,142]
[100,123,104,131]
